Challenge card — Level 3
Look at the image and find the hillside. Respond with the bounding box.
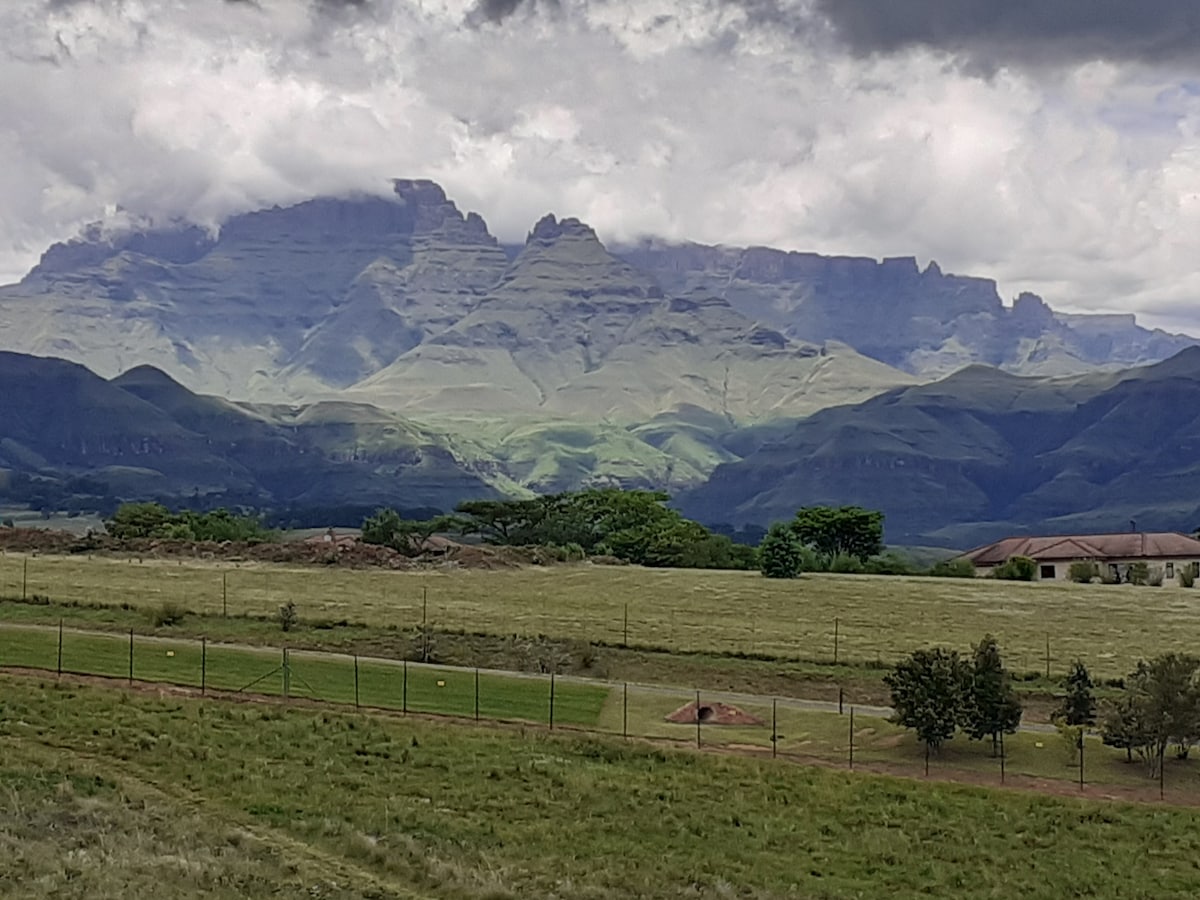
[679,348,1200,545]
[0,353,499,512]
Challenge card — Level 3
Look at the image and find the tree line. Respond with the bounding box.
[361,489,758,570]
[104,502,275,542]
[886,638,1200,780]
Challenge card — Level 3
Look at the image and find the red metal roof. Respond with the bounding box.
[963,532,1200,566]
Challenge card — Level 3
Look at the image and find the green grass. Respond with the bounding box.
[2,621,1194,798]
[1,551,1196,679]
[0,624,607,728]
[6,675,1200,898]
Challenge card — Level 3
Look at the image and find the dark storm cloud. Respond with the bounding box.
[812,0,1200,66]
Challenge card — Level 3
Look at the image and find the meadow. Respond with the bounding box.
[5,675,1200,898]
[2,551,1199,679]
[3,621,1199,799]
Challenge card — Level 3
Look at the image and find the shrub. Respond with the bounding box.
[1100,567,1121,585]
[928,558,975,578]
[277,600,298,632]
[863,551,915,575]
[1180,566,1196,588]
[150,601,186,627]
[1067,561,1097,584]
[829,552,865,574]
[993,555,1037,581]
[758,523,804,579]
[1127,561,1149,586]
[1147,566,1165,587]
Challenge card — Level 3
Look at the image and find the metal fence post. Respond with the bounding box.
[695,689,701,749]
[56,618,63,677]
[622,682,628,739]
[549,671,556,730]
[772,699,778,758]
[282,647,290,699]
[402,658,408,715]
[128,629,134,684]
[201,638,207,696]
[22,557,28,601]
[354,654,360,709]
[834,616,839,664]
[623,602,629,648]
[1045,633,1051,679]
[222,571,228,618]
[1079,731,1084,790]
[474,668,480,721]
[848,706,855,769]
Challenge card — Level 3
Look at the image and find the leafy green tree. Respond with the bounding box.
[884,647,969,753]
[361,507,404,547]
[1057,660,1096,727]
[1101,654,1200,774]
[790,506,884,562]
[105,502,176,539]
[961,634,1022,756]
[1101,688,1154,767]
[758,523,804,579]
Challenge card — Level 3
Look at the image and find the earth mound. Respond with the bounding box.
[665,700,764,726]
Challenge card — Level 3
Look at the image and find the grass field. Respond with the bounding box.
[2,551,1198,679]
[6,675,1200,898]
[4,621,1199,799]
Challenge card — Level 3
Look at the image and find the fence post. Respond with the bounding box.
[549,671,556,730]
[1078,731,1084,790]
[222,571,228,618]
[1159,746,1165,801]
[402,659,408,715]
[422,587,430,663]
[623,602,629,648]
[838,686,844,715]
[128,629,134,684]
[834,616,839,664]
[772,699,777,759]
[282,648,290,700]
[622,683,628,739]
[475,668,480,721]
[354,654,360,709]
[695,689,701,749]
[201,638,207,696]
[22,557,28,601]
[56,618,63,677]
[848,706,855,769]
[924,741,930,777]
[1045,633,1051,679]
[1000,731,1005,784]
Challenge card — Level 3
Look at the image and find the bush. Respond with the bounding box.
[829,552,865,574]
[1147,566,1164,587]
[758,523,804,579]
[862,551,915,575]
[993,555,1037,581]
[1127,561,1149,586]
[150,601,186,627]
[928,558,975,578]
[1067,561,1097,584]
[1099,567,1121,585]
[277,601,298,632]
[1180,566,1196,588]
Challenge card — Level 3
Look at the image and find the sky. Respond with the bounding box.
[3,0,1200,333]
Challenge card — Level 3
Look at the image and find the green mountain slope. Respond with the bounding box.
[679,348,1200,546]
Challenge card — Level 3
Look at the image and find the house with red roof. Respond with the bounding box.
[961,532,1200,582]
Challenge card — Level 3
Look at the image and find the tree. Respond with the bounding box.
[105,502,176,539]
[1100,654,1200,774]
[961,634,1022,756]
[758,523,804,579]
[1057,660,1096,727]
[884,647,969,753]
[790,506,884,562]
[1067,561,1097,583]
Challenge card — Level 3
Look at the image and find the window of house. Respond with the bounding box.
[1040,565,1055,580]
[1167,562,1175,578]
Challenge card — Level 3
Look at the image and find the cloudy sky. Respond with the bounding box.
[3,0,1200,332]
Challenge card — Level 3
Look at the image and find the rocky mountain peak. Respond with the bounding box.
[527,214,600,244]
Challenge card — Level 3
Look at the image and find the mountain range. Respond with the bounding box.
[1,178,1197,545]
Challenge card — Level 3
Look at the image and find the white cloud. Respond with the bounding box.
[0,0,1198,334]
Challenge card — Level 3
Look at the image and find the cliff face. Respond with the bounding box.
[616,241,1197,378]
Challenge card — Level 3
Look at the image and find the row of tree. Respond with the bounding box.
[361,490,758,570]
[886,639,1200,780]
[105,502,276,543]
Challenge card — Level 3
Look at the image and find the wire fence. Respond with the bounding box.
[0,620,1193,801]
